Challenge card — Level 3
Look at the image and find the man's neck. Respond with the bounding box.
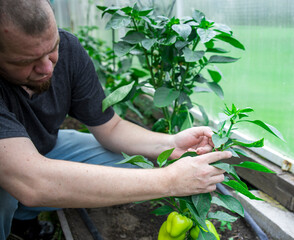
[21,86,35,98]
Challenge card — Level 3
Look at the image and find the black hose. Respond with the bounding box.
[77,208,104,240]
[216,183,269,240]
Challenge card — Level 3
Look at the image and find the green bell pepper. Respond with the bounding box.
[158,211,193,240]
[190,220,220,240]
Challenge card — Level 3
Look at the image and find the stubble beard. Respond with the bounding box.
[25,78,52,94]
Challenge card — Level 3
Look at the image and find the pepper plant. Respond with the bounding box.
[94,3,284,240]
[116,104,284,240]
[97,3,245,133]
[74,25,148,118]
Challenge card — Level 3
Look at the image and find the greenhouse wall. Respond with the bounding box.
[51,0,294,167]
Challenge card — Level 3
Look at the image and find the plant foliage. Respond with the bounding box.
[97,3,245,133]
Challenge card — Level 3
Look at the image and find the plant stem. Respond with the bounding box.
[132,18,157,87]
[226,121,234,137]
[179,63,190,90]
[162,107,170,121]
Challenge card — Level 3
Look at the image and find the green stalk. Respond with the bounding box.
[179,63,190,90]
[162,107,172,134]
[163,197,182,213]
[132,18,157,87]
[226,120,234,137]
[162,107,171,121]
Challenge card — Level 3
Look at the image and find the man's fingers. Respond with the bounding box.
[198,151,232,164]
[196,145,213,155]
[196,126,214,138]
[209,171,225,182]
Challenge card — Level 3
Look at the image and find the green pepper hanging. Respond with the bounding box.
[158,211,193,240]
[190,220,220,240]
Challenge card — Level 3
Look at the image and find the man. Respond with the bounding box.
[0,0,231,239]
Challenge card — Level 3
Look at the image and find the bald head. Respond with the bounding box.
[0,0,54,51]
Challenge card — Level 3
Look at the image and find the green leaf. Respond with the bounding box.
[125,101,143,119]
[227,147,240,158]
[152,118,169,133]
[206,47,229,53]
[192,10,205,23]
[193,74,207,83]
[178,151,198,159]
[207,69,222,83]
[213,23,232,35]
[218,113,234,122]
[114,41,135,57]
[197,230,218,240]
[153,87,180,107]
[186,199,207,230]
[157,148,175,167]
[175,41,189,50]
[182,48,205,62]
[213,194,244,217]
[151,205,174,216]
[117,153,154,169]
[206,82,224,99]
[105,13,131,30]
[214,34,245,50]
[195,103,209,125]
[192,193,212,219]
[131,67,150,77]
[164,35,177,45]
[197,28,217,43]
[122,32,145,44]
[223,180,263,200]
[232,147,251,158]
[96,5,107,12]
[232,138,264,148]
[208,55,239,63]
[172,24,192,39]
[233,161,276,173]
[239,120,285,141]
[180,109,193,131]
[212,134,229,149]
[102,82,135,112]
[137,8,153,16]
[97,6,120,18]
[239,107,254,113]
[142,38,156,50]
[208,211,238,223]
[120,6,133,15]
[212,162,247,189]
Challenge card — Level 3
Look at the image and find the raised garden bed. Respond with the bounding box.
[58,116,275,240]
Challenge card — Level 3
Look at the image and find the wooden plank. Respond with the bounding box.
[57,209,74,240]
[223,148,294,211]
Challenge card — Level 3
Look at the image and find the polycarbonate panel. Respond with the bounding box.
[184,0,294,160]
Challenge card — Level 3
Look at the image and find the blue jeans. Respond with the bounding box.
[0,129,133,239]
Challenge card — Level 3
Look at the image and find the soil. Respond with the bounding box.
[57,116,272,240]
[64,199,264,240]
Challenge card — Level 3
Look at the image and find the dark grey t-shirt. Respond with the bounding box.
[0,29,114,155]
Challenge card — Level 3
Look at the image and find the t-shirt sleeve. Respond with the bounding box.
[0,96,30,140]
[65,33,114,126]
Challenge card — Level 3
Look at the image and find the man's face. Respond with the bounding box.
[0,16,60,93]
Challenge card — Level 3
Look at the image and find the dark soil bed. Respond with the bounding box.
[64,200,263,240]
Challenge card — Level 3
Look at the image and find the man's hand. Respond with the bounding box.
[165,151,232,196]
[169,126,215,159]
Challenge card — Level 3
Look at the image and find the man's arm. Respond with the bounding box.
[0,137,231,208]
[87,113,173,159]
[87,113,215,159]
